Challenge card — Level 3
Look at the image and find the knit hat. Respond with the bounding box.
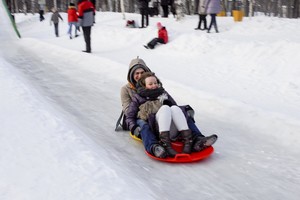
[157,22,162,29]
[70,2,75,6]
[128,57,151,86]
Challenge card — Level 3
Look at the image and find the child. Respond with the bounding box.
[67,3,79,39]
[50,8,63,37]
[126,72,193,157]
[144,22,168,49]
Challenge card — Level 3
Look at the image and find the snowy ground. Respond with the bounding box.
[1,3,300,200]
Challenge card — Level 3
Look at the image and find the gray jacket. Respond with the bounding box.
[197,0,207,15]
[51,11,63,24]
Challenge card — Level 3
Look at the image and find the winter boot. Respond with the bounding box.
[151,144,167,158]
[159,131,177,157]
[193,134,218,152]
[180,130,193,154]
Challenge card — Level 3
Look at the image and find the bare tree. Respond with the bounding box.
[22,0,27,14]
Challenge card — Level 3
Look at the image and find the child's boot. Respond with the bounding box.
[193,134,218,152]
[180,130,193,154]
[159,131,177,157]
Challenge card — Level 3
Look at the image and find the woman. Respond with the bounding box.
[205,0,221,33]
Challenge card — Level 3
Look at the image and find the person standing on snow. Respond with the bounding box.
[50,8,63,37]
[195,0,208,30]
[205,0,221,33]
[138,0,150,28]
[144,22,168,49]
[78,0,95,53]
[160,0,169,18]
[67,3,79,39]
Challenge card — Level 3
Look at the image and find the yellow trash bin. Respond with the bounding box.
[232,10,243,22]
[217,11,226,17]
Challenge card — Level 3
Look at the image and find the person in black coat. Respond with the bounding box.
[138,0,150,28]
[160,0,169,17]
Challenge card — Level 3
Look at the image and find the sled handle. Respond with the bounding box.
[174,154,191,161]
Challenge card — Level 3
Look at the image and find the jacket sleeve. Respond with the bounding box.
[167,92,177,106]
[125,95,140,131]
[120,85,132,113]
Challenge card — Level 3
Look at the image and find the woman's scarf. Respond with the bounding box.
[137,86,165,100]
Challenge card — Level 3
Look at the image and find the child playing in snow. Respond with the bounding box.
[50,8,63,37]
[144,22,168,49]
[67,3,79,39]
[126,72,193,157]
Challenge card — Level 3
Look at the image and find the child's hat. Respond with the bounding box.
[157,22,162,29]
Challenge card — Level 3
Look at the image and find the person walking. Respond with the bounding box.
[50,8,63,37]
[78,0,95,53]
[205,0,221,33]
[67,3,79,39]
[39,4,45,22]
[195,0,207,30]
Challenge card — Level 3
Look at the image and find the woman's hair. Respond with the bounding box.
[138,72,162,88]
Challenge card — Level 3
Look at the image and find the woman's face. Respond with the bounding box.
[133,68,145,82]
[145,76,159,89]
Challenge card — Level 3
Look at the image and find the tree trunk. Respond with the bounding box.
[23,0,27,14]
[249,0,254,17]
[14,0,19,13]
[175,0,185,20]
[293,0,299,18]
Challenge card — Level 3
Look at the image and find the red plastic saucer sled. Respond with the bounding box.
[130,132,214,163]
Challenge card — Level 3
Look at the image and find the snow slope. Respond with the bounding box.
[1,4,300,199]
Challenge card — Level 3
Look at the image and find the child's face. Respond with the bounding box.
[145,76,159,89]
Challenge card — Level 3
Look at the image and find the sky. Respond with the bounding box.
[1,3,300,200]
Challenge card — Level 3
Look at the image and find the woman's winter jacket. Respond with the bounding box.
[68,6,78,22]
[205,0,221,14]
[158,27,168,43]
[126,89,176,133]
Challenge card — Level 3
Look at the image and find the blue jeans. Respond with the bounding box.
[68,22,78,36]
[137,119,158,153]
[187,117,204,138]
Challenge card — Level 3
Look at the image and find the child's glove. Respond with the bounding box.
[157,93,168,104]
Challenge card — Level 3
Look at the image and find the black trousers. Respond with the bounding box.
[54,23,59,37]
[140,8,149,27]
[82,26,92,52]
[197,14,207,29]
[208,14,218,32]
[161,5,169,17]
[147,38,164,49]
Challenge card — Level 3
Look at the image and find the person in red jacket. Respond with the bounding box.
[144,22,168,49]
[77,0,95,53]
[67,3,79,39]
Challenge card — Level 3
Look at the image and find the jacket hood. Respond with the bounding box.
[127,57,151,86]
